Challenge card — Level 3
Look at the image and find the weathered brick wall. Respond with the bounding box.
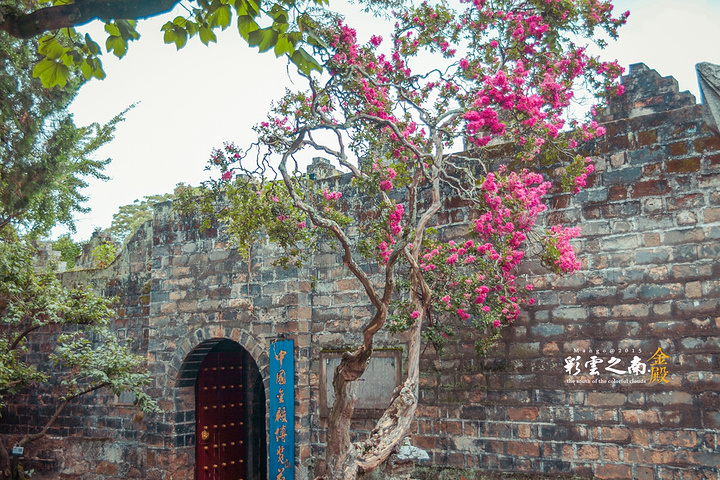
[0,222,156,478]
[1,63,718,480]
[409,63,720,479]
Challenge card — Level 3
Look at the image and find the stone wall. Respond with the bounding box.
[1,63,718,480]
[407,63,720,479]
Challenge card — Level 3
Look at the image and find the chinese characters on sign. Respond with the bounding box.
[563,347,670,385]
[269,340,295,480]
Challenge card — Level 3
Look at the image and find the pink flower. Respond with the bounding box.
[379,180,394,191]
[221,171,232,181]
[410,310,421,320]
[323,190,342,201]
[493,320,501,328]
[370,35,383,47]
[298,222,306,229]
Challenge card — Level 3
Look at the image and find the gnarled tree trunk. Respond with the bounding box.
[321,288,425,480]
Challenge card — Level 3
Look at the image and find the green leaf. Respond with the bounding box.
[236,0,260,17]
[104,22,120,37]
[248,27,278,53]
[274,33,295,57]
[269,4,288,23]
[199,26,218,45]
[237,15,259,40]
[272,21,289,34]
[290,48,322,76]
[32,58,69,88]
[185,20,199,37]
[81,57,106,80]
[306,29,329,49]
[161,21,188,49]
[81,59,93,79]
[171,26,188,49]
[61,52,77,67]
[209,4,232,30]
[38,37,66,60]
[172,16,187,27]
[115,20,140,41]
[105,35,127,58]
[163,26,175,45]
[84,34,101,55]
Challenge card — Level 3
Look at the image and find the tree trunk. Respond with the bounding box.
[324,347,371,479]
[0,441,11,480]
[321,306,424,480]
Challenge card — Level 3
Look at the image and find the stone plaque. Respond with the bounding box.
[319,349,402,416]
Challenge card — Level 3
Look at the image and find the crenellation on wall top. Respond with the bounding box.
[598,63,697,123]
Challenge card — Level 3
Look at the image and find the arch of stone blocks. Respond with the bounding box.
[174,326,270,393]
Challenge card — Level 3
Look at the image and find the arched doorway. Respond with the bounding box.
[194,339,267,480]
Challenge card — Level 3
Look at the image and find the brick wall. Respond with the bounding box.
[409,63,720,479]
[1,63,718,480]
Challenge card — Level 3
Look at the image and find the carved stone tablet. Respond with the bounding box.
[319,349,402,416]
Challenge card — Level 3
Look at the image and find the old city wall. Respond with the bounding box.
[406,63,720,479]
[1,63,719,480]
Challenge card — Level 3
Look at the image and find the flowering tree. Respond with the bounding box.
[182,0,627,478]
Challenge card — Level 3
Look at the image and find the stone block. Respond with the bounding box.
[632,179,671,197]
[603,166,644,184]
[595,463,632,479]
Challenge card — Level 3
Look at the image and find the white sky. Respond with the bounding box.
[58,0,720,241]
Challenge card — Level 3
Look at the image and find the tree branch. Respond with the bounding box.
[0,0,180,38]
[8,323,43,351]
[277,131,385,312]
[17,382,109,447]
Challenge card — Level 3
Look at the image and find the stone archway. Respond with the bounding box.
[178,338,267,480]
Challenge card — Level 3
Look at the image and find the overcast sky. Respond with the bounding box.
[58,0,720,241]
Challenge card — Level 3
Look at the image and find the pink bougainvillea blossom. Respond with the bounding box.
[323,190,343,201]
[379,180,394,191]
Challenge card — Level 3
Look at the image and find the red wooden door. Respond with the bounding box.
[196,351,247,480]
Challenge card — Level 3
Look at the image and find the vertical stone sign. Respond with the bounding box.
[269,339,295,480]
